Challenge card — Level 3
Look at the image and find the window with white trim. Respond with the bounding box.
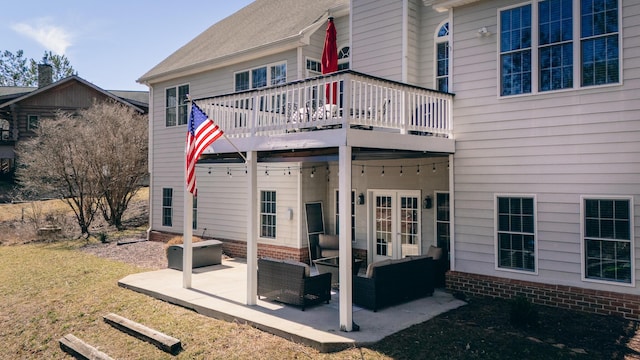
[496,196,536,272]
[338,46,350,70]
[162,188,173,227]
[435,21,450,92]
[234,62,287,92]
[436,192,450,260]
[583,197,632,284]
[335,189,356,241]
[306,58,322,77]
[260,190,276,238]
[499,0,620,96]
[165,84,189,127]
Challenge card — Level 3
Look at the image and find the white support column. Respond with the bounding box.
[338,145,353,331]
[246,151,258,305]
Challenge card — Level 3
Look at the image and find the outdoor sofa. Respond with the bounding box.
[352,255,434,311]
[257,257,332,310]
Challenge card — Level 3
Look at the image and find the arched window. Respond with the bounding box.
[338,46,350,70]
[435,21,450,92]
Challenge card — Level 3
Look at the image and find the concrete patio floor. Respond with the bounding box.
[118,258,466,353]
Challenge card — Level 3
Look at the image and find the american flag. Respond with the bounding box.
[186,103,223,195]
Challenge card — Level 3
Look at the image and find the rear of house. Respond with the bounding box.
[140,0,640,320]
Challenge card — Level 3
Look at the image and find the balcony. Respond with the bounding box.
[195,71,454,154]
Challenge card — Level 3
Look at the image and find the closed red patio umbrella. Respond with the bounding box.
[322,17,338,105]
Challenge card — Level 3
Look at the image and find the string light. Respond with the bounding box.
[432,163,436,173]
[310,166,315,178]
[381,166,385,177]
[400,166,403,176]
[417,165,420,175]
[361,165,365,176]
[265,166,269,176]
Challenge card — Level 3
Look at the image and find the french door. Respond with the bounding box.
[372,190,421,263]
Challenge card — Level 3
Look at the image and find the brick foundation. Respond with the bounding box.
[149,231,310,262]
[446,271,640,321]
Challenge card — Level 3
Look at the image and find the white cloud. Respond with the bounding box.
[11,18,73,55]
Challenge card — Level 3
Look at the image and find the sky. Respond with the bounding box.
[0,0,254,91]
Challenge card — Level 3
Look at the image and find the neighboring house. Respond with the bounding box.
[138,0,640,323]
[0,64,148,177]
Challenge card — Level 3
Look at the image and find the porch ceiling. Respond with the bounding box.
[200,146,450,164]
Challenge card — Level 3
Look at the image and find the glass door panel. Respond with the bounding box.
[400,195,420,257]
[374,195,393,262]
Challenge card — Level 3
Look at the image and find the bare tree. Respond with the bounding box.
[85,101,148,230]
[16,113,100,236]
[15,101,148,236]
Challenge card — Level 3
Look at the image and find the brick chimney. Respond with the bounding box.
[38,64,53,88]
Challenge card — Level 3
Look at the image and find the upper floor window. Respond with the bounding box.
[582,197,633,284]
[499,0,620,96]
[28,115,39,131]
[306,58,322,77]
[338,46,350,71]
[496,195,536,272]
[165,84,189,127]
[435,21,450,92]
[235,62,287,92]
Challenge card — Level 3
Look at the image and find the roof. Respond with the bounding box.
[0,86,35,96]
[138,0,348,85]
[0,76,147,114]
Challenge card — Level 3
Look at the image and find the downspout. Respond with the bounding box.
[146,86,153,241]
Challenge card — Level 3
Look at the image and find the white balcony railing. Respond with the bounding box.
[196,71,453,139]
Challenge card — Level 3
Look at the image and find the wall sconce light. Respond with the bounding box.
[286,208,294,220]
[357,193,365,205]
[423,195,432,209]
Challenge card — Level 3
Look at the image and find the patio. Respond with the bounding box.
[119,258,466,353]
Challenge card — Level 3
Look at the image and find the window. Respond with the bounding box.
[582,197,632,284]
[499,0,620,96]
[338,46,350,70]
[234,62,287,92]
[0,119,10,140]
[496,196,536,272]
[162,188,173,227]
[28,115,39,131]
[435,21,450,92]
[436,192,450,260]
[192,195,198,230]
[165,84,189,126]
[260,190,276,238]
[335,190,356,241]
[581,0,620,86]
[306,58,322,77]
[500,5,532,95]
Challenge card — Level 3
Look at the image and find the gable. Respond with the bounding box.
[18,80,111,109]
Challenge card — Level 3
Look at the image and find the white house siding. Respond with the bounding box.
[322,158,449,254]
[451,0,640,293]
[351,0,404,81]
[184,162,303,248]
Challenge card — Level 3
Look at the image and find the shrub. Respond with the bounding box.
[510,296,539,328]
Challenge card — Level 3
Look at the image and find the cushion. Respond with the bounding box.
[319,234,339,249]
[365,259,392,278]
[426,245,443,260]
[282,258,310,277]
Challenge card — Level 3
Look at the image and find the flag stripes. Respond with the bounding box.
[186,103,223,195]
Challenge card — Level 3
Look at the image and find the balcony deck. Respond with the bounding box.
[194,71,454,155]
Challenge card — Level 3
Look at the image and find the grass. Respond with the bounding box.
[1,188,640,359]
